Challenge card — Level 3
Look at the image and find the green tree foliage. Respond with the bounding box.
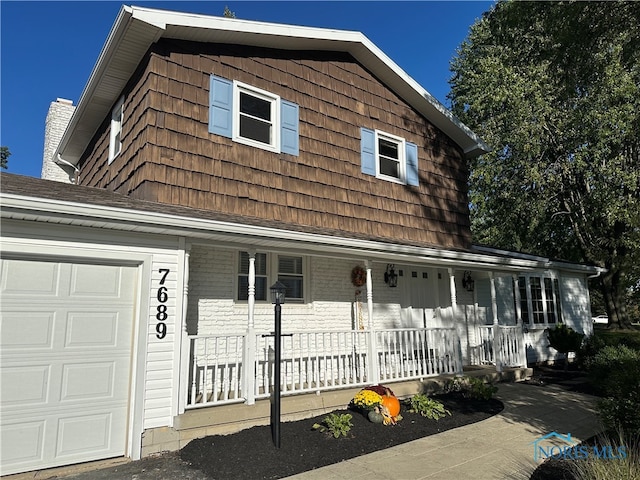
[1,146,10,169]
[449,1,640,328]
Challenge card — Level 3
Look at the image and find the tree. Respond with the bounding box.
[1,146,9,169]
[223,6,236,18]
[449,1,640,329]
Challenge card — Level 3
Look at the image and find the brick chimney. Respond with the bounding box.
[41,98,76,182]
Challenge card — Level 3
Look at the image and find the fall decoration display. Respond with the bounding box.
[351,266,366,287]
[351,385,402,425]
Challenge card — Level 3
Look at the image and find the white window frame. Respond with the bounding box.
[108,96,124,164]
[518,274,562,328]
[375,130,406,184]
[232,81,280,153]
[236,251,307,303]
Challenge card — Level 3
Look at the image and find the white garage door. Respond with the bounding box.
[0,258,138,475]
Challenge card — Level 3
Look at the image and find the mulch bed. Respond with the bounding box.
[180,393,503,480]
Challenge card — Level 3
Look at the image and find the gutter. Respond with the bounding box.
[1,192,598,275]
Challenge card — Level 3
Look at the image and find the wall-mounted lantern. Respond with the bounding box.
[462,271,475,292]
[384,264,398,287]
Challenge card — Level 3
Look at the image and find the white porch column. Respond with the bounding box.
[178,243,191,414]
[513,274,527,367]
[448,268,457,313]
[365,260,379,383]
[244,250,257,404]
[489,272,502,372]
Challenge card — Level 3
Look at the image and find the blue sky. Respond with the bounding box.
[1,1,494,178]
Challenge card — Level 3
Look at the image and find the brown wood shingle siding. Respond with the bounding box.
[78,40,471,249]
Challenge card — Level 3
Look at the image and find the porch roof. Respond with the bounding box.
[54,4,489,167]
[1,173,602,276]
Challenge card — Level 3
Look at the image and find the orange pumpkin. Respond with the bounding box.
[381,389,400,418]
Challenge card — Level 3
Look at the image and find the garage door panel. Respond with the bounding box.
[0,312,54,350]
[61,362,117,402]
[56,413,115,457]
[1,259,61,296]
[1,420,46,466]
[0,365,50,406]
[65,311,122,348]
[0,259,137,475]
[70,264,136,302]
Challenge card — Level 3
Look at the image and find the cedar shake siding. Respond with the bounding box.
[78,39,471,249]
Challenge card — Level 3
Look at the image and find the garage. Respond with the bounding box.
[0,257,138,475]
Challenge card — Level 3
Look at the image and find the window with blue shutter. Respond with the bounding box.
[209,75,299,156]
[361,128,419,186]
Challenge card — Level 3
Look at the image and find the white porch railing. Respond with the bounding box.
[186,327,462,409]
[477,325,526,368]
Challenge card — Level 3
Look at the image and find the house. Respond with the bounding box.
[0,5,601,476]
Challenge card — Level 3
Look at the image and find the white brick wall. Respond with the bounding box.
[186,245,405,335]
[41,98,75,182]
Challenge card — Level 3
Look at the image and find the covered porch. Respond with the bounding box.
[177,246,534,413]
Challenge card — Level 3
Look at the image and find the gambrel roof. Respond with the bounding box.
[55,4,489,166]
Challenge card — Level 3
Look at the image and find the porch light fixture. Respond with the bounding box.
[462,271,475,292]
[384,264,398,287]
[270,281,287,305]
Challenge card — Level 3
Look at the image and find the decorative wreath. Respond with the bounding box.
[351,266,366,287]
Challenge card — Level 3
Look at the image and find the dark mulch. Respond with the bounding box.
[180,393,503,480]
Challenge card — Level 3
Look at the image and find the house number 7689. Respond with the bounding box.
[156,268,170,339]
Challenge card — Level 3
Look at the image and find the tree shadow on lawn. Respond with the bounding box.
[179,393,503,480]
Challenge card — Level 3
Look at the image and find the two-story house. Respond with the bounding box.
[0,5,601,475]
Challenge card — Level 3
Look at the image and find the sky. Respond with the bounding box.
[1,1,494,178]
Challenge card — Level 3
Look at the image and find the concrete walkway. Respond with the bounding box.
[283,383,601,480]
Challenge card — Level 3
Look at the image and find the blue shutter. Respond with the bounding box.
[280,100,299,156]
[406,141,419,186]
[209,75,233,138]
[361,127,376,176]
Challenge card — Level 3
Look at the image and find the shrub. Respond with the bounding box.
[547,324,585,370]
[586,345,640,434]
[444,376,498,400]
[312,413,353,438]
[407,394,451,420]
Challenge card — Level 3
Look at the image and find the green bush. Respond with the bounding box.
[444,376,498,400]
[586,345,640,434]
[586,345,640,398]
[408,394,451,420]
[312,413,353,438]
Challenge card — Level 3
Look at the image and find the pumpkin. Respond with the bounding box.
[367,408,384,424]
[381,388,400,418]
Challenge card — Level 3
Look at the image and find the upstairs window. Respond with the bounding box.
[361,128,419,185]
[209,75,299,156]
[517,275,561,327]
[108,97,124,164]
[235,83,279,151]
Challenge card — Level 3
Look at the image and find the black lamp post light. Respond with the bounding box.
[270,281,286,448]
